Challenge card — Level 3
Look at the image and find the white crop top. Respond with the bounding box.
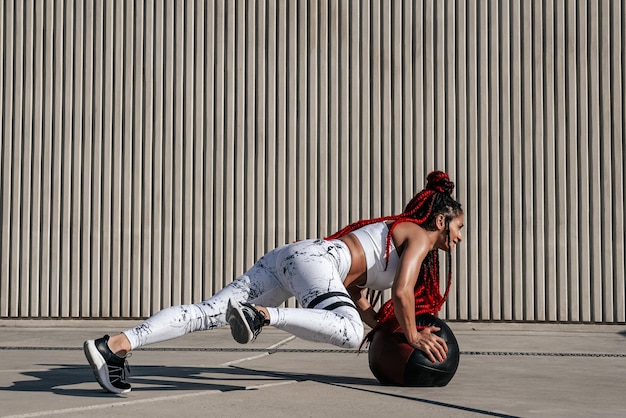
[350,222,400,291]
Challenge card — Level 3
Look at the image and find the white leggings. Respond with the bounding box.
[123,239,364,349]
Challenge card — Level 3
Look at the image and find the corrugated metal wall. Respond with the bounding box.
[1,0,624,322]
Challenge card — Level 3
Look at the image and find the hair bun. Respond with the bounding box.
[426,171,455,194]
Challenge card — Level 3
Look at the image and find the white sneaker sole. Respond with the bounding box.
[83,340,131,394]
[226,299,254,344]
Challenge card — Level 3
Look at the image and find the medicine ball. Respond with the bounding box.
[368,313,460,387]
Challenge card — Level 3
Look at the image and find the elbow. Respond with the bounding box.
[392,285,414,302]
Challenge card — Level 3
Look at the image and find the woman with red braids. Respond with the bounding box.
[84,170,463,394]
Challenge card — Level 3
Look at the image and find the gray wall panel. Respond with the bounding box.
[0,0,624,323]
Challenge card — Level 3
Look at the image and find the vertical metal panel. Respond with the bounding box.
[19,0,29,317]
[465,0,480,319]
[7,0,19,318]
[131,0,144,318]
[0,0,7,318]
[193,0,205,305]
[99,0,113,317]
[544,0,556,321]
[0,0,624,323]
[612,0,625,323]
[554,0,568,321]
[151,0,164,313]
[142,0,154,316]
[510,0,524,321]
[41,0,54,317]
[499,0,512,321]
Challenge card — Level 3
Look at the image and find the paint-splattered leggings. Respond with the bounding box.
[123,239,364,350]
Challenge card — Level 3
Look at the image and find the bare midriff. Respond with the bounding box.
[338,234,368,289]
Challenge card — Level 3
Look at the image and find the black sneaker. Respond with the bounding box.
[83,335,131,393]
[226,299,268,344]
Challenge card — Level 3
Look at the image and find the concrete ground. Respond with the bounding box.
[0,320,625,418]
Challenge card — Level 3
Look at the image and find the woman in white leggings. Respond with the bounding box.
[84,170,464,394]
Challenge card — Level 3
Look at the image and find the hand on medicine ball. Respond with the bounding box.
[409,326,449,363]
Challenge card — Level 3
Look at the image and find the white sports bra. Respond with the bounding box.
[350,222,400,291]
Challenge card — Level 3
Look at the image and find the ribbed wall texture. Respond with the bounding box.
[1,0,624,322]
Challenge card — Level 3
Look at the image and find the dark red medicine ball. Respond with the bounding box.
[368,313,460,387]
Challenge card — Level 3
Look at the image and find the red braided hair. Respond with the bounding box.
[325,171,462,332]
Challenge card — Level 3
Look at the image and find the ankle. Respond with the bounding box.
[256,306,271,326]
[108,333,132,357]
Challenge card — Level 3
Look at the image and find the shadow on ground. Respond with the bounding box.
[0,363,519,417]
[0,363,378,397]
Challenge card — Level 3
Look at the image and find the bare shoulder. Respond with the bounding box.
[390,221,431,252]
[389,221,432,279]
